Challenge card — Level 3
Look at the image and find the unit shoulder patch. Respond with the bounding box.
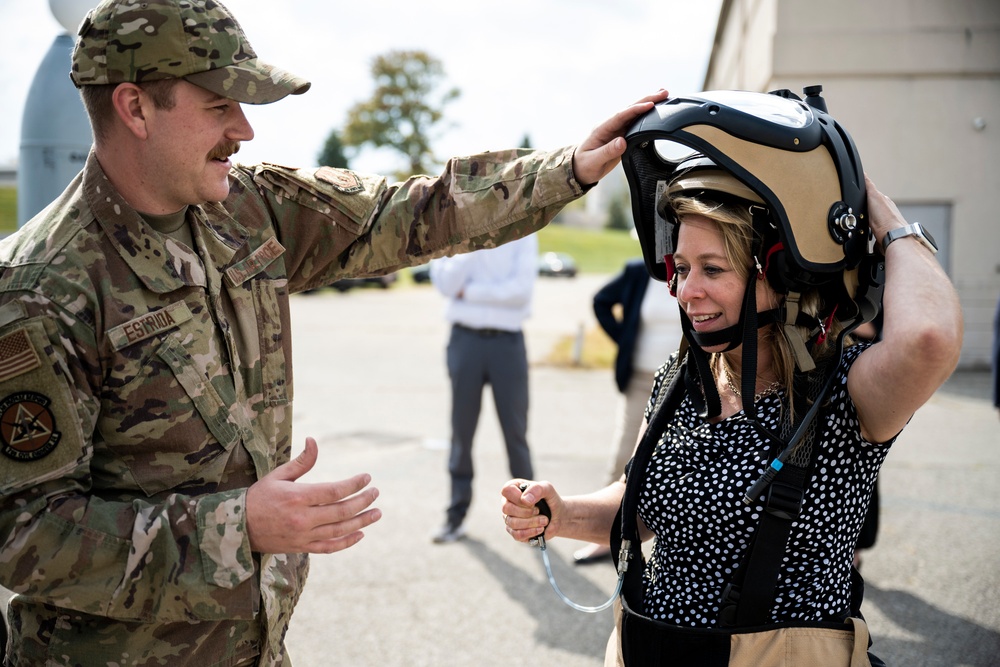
[0,391,61,461]
[316,166,363,194]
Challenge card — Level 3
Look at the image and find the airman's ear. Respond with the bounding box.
[111,83,149,140]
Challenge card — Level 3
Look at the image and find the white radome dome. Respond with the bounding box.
[49,0,97,34]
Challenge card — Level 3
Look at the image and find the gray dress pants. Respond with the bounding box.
[445,324,533,527]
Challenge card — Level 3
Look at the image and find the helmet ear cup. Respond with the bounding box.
[763,246,791,295]
[763,243,829,295]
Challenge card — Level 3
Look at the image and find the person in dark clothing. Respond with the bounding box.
[573,258,680,564]
[993,295,1000,418]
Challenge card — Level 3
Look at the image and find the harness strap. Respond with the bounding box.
[783,291,818,372]
[720,356,832,627]
[724,465,808,626]
[613,353,687,613]
[738,268,762,421]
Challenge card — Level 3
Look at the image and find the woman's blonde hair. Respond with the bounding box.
[669,194,848,415]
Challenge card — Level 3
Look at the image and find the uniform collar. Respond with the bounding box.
[83,151,249,293]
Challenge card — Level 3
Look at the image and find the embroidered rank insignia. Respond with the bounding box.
[0,329,41,383]
[0,391,61,461]
[316,166,363,194]
[225,236,286,287]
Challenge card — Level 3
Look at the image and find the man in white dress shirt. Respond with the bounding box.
[429,234,539,542]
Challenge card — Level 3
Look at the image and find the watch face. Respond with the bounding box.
[916,224,938,249]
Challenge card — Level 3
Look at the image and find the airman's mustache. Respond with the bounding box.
[209,142,241,161]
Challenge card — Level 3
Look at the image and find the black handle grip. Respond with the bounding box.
[519,483,551,547]
[535,497,552,521]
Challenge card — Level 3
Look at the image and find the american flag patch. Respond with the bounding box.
[0,329,41,383]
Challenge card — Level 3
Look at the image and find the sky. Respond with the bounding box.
[0,0,723,175]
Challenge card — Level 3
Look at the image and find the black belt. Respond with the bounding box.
[454,323,518,337]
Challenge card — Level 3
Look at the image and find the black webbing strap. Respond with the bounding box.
[681,326,718,419]
[728,450,871,627]
[719,462,810,626]
[738,205,774,422]
[718,359,831,627]
[737,273,761,422]
[612,353,688,614]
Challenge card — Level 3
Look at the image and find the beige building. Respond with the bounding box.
[703,0,1000,368]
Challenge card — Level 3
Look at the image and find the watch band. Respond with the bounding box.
[882,222,938,255]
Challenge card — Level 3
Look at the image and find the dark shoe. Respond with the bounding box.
[573,543,612,565]
[432,522,467,544]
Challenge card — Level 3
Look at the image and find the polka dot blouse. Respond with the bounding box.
[635,342,891,627]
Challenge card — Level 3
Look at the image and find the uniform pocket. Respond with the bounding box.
[99,336,240,497]
[252,278,290,406]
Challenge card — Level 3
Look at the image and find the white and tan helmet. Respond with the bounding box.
[622,86,882,326]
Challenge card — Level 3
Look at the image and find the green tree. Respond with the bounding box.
[317,129,349,168]
[606,192,631,231]
[341,50,460,179]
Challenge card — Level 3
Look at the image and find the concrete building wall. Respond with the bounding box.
[703,0,1000,368]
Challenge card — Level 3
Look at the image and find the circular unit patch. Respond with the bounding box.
[0,391,62,461]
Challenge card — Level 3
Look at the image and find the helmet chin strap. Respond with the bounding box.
[679,280,824,420]
[679,270,777,420]
[673,207,829,420]
[781,292,819,373]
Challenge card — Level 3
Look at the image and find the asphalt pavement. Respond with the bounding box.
[283,274,1000,667]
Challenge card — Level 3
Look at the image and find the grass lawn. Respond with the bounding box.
[0,188,16,234]
[541,323,617,369]
[537,223,640,274]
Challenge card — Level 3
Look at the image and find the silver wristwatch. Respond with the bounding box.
[882,222,938,255]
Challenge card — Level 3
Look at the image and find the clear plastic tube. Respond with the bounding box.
[539,546,623,613]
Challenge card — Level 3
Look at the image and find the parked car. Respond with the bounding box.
[410,263,432,284]
[538,251,577,277]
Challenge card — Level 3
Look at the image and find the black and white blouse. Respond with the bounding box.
[635,342,892,627]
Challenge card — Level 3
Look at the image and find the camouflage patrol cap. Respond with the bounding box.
[70,0,310,104]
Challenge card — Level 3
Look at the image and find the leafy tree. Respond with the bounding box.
[606,192,631,231]
[341,50,460,179]
[317,129,349,168]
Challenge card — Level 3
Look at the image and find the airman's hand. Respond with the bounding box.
[571,89,670,186]
[246,437,381,554]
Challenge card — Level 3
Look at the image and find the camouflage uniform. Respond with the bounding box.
[0,146,586,666]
